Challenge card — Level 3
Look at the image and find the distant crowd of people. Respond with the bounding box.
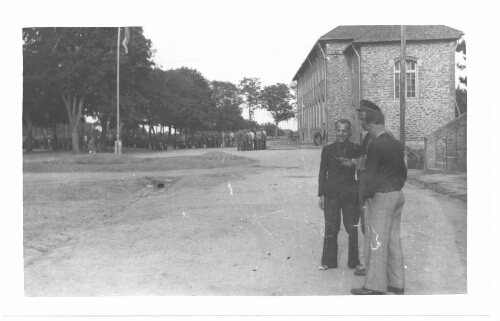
[235,128,267,151]
[24,128,269,152]
[24,135,74,151]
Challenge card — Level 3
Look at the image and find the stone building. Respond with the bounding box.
[293,25,464,147]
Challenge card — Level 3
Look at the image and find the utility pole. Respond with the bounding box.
[400,25,406,147]
[115,27,122,154]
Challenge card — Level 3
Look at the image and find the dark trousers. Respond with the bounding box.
[322,191,361,268]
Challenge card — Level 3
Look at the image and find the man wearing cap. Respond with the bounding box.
[352,100,395,277]
[350,106,407,295]
[318,119,361,271]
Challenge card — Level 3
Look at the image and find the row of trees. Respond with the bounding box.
[23,27,296,153]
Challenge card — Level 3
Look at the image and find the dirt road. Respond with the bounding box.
[23,141,467,296]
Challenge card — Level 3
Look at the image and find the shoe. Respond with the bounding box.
[354,265,366,276]
[318,265,328,270]
[351,287,384,295]
[387,286,404,295]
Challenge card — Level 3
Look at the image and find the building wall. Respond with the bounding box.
[296,39,456,145]
[425,113,466,171]
[359,40,456,144]
[296,50,326,143]
[325,41,361,144]
[345,48,362,143]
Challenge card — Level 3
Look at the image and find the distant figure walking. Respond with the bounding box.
[255,128,263,150]
[88,136,96,154]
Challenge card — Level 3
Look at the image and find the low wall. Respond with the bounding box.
[424,113,467,172]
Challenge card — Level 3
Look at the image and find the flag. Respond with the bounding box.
[122,27,130,54]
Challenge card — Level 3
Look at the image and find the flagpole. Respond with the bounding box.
[116,27,121,154]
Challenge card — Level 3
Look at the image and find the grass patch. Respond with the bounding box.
[23,151,256,173]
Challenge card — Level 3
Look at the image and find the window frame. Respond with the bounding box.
[394,57,418,99]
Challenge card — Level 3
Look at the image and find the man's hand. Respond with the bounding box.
[355,156,366,170]
[318,195,324,210]
[341,158,356,167]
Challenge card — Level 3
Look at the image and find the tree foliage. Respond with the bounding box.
[161,67,215,135]
[261,122,277,137]
[260,83,296,137]
[22,27,155,153]
[238,77,262,122]
[211,80,245,131]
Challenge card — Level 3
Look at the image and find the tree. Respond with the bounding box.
[162,68,215,136]
[23,28,61,152]
[90,27,155,151]
[131,68,171,146]
[261,122,277,138]
[22,27,155,153]
[260,83,296,137]
[211,80,245,131]
[238,77,262,122]
[455,37,466,115]
[242,119,258,131]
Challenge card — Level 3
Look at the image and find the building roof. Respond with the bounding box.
[293,25,464,81]
[319,25,463,42]
[319,25,373,41]
[349,25,464,43]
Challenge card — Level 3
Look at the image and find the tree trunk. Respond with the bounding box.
[71,121,80,153]
[61,90,85,154]
[275,122,279,138]
[52,123,59,151]
[25,113,33,153]
[148,125,152,149]
[98,113,109,152]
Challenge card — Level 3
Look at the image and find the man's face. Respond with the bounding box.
[357,111,369,131]
[335,122,351,143]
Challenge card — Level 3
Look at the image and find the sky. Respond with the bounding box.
[136,1,469,129]
[15,0,471,130]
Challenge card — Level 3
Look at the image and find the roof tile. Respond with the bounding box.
[319,25,463,42]
[353,25,463,42]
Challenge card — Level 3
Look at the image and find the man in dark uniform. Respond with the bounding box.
[242,129,249,151]
[236,130,243,151]
[255,128,263,150]
[318,119,361,270]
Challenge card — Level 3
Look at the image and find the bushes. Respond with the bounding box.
[405,146,424,169]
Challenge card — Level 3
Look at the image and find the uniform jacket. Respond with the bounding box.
[318,140,361,197]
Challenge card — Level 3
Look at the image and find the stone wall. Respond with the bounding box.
[326,42,361,144]
[425,113,466,171]
[359,41,456,143]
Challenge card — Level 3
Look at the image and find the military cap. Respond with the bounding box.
[356,100,381,112]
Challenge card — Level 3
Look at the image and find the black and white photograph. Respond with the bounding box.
[1,0,498,320]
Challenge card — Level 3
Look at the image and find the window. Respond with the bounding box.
[395,60,417,98]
